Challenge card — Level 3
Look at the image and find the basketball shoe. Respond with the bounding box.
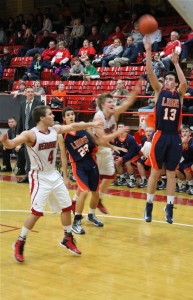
[164,204,174,224]
[144,202,153,222]
[72,216,85,234]
[87,214,104,227]
[60,232,81,255]
[14,238,25,262]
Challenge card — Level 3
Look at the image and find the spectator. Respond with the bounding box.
[0,47,12,68]
[122,12,138,37]
[18,28,35,57]
[25,30,54,57]
[71,18,85,55]
[83,59,100,81]
[41,40,58,68]
[52,13,65,33]
[87,26,102,53]
[101,38,123,67]
[50,82,66,109]
[109,36,138,66]
[181,30,193,63]
[0,117,26,174]
[22,53,46,81]
[11,82,26,98]
[111,79,129,105]
[97,1,108,22]
[33,80,46,96]
[160,30,182,72]
[99,15,114,41]
[57,27,73,51]
[103,25,126,47]
[139,29,162,53]
[84,7,99,34]
[68,58,84,80]
[39,14,52,33]
[0,26,7,45]
[142,52,165,84]
[131,22,144,50]
[51,41,71,76]
[14,31,24,45]
[183,81,193,130]
[78,39,96,63]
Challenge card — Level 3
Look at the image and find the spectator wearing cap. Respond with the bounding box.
[57,27,73,52]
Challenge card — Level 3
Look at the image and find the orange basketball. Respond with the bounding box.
[138,14,158,35]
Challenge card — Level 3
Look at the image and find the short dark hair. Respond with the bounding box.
[164,71,179,84]
[62,107,75,118]
[32,105,50,124]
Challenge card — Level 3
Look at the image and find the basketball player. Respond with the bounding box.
[93,82,142,213]
[0,105,103,262]
[143,38,187,224]
[59,107,130,234]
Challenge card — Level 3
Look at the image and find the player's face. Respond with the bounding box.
[102,98,115,114]
[63,111,75,124]
[44,109,55,126]
[164,75,177,90]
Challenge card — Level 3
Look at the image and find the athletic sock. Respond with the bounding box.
[147,193,154,203]
[167,196,174,205]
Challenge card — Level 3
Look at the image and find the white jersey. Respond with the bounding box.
[27,127,58,172]
[95,110,117,154]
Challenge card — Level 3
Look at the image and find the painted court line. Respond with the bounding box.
[1,209,193,228]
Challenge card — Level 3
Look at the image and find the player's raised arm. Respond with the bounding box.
[144,37,162,93]
[171,51,187,97]
[54,120,103,134]
[0,131,35,149]
[114,79,142,118]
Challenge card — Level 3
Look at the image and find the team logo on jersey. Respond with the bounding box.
[70,136,89,150]
[38,141,57,150]
[161,97,180,108]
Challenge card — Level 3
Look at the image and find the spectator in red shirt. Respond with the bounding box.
[103,25,126,47]
[78,39,96,63]
[41,40,58,68]
[160,30,182,72]
[51,41,71,68]
[181,30,193,62]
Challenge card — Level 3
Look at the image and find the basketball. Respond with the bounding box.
[138,14,158,35]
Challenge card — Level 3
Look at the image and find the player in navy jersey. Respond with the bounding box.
[176,125,193,195]
[59,107,129,234]
[0,105,103,262]
[113,123,141,187]
[143,38,187,224]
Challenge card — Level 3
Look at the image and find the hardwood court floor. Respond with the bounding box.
[0,172,193,300]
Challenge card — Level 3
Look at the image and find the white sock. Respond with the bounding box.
[19,226,30,240]
[142,176,146,180]
[73,194,79,201]
[129,174,135,180]
[64,225,71,233]
[167,196,174,204]
[120,174,125,179]
[89,208,95,215]
[147,193,154,203]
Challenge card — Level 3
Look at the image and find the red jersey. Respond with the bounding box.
[164,40,182,56]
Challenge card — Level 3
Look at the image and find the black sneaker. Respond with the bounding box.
[113,178,128,186]
[60,232,81,255]
[72,218,85,235]
[86,214,104,227]
[1,167,12,172]
[138,179,148,188]
[188,185,193,195]
[178,184,189,193]
[157,179,167,190]
[127,179,136,188]
[144,202,153,222]
[164,204,174,224]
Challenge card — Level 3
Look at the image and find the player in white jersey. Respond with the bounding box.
[93,82,142,213]
[0,105,102,262]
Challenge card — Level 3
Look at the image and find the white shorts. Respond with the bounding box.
[96,147,115,178]
[29,170,71,215]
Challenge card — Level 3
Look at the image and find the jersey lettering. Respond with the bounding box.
[48,150,54,164]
